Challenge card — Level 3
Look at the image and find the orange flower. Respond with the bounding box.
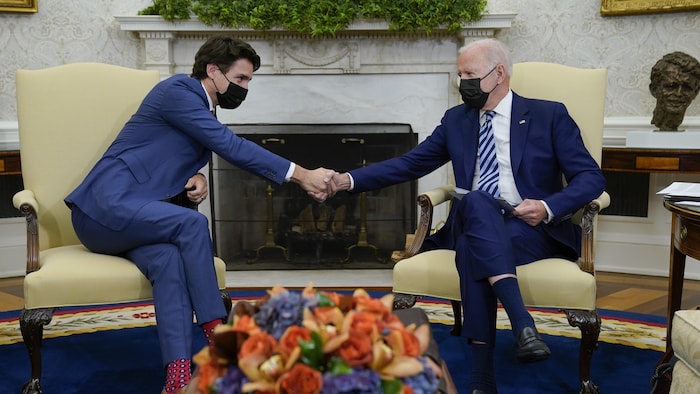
[239,331,277,360]
[313,305,345,327]
[238,331,279,381]
[398,328,421,358]
[231,314,261,335]
[350,311,379,337]
[192,347,227,392]
[278,325,312,358]
[354,292,394,320]
[335,329,374,367]
[277,363,323,394]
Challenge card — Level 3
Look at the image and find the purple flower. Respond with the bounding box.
[254,289,316,340]
[321,368,382,394]
[213,366,246,394]
[400,357,440,394]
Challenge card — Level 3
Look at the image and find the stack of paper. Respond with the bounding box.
[657,182,700,207]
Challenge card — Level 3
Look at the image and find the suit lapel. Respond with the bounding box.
[459,107,480,188]
[510,94,530,175]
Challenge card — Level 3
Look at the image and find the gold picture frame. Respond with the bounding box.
[0,0,37,13]
[601,0,700,15]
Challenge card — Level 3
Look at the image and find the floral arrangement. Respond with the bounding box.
[192,285,442,393]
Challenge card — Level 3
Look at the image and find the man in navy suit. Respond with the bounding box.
[330,39,605,393]
[65,36,333,393]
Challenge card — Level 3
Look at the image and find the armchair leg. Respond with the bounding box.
[220,289,232,315]
[564,308,601,394]
[450,300,463,336]
[20,307,55,394]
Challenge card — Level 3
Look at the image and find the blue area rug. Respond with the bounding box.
[0,291,665,393]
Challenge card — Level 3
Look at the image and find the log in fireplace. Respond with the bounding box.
[211,124,417,269]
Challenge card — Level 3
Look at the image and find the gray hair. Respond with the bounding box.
[459,39,513,76]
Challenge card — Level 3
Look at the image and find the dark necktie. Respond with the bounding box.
[477,110,499,197]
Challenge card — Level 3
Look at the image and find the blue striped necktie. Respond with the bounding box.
[477,110,499,197]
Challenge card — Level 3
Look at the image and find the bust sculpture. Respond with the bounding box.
[649,51,700,131]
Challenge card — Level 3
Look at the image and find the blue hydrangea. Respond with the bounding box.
[400,357,440,394]
[321,368,382,394]
[254,289,316,340]
[213,366,246,394]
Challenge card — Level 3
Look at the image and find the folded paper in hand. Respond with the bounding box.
[451,187,515,213]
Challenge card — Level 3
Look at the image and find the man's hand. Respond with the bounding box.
[512,199,547,226]
[291,166,336,202]
[329,172,352,195]
[185,173,208,204]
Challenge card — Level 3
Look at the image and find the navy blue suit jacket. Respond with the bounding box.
[349,93,606,259]
[66,74,290,231]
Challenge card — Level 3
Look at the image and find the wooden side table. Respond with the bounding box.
[659,200,700,366]
[0,150,21,175]
[602,147,700,174]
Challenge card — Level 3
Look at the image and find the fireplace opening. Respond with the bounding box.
[211,124,417,270]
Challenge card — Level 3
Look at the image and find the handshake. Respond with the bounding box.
[292,167,350,202]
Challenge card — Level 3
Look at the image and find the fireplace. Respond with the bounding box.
[116,14,514,269]
[211,124,417,268]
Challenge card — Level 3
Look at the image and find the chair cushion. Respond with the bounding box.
[392,250,596,310]
[24,245,227,309]
[393,250,462,301]
[671,310,700,385]
[671,361,699,394]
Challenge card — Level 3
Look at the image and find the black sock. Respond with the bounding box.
[470,342,497,393]
[492,276,534,336]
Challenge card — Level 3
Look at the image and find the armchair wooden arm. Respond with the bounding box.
[13,190,39,274]
[579,191,610,274]
[391,185,456,262]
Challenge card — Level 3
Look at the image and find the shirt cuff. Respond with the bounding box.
[540,200,554,224]
[347,172,355,191]
[284,162,296,182]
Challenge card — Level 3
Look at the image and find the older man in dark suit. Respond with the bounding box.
[330,38,606,393]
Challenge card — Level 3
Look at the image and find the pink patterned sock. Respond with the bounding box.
[164,358,191,393]
[201,319,223,345]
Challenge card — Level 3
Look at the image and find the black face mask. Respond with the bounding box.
[459,66,499,110]
[215,70,248,109]
[216,81,248,109]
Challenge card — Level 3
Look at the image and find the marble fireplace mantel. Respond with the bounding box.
[116,14,515,77]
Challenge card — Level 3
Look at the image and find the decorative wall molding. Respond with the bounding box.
[115,14,516,78]
[115,14,517,35]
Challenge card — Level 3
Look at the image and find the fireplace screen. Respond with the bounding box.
[211,124,417,270]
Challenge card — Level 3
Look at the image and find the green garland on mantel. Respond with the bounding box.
[139,0,488,37]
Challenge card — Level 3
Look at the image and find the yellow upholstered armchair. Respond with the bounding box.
[391,62,610,394]
[13,63,230,394]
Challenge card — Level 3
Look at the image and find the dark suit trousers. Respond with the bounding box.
[452,191,561,344]
[70,201,226,365]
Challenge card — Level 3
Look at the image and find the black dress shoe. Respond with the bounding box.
[515,326,551,363]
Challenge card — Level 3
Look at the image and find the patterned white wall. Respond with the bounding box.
[0,1,698,121]
[489,1,700,118]
[0,0,150,121]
